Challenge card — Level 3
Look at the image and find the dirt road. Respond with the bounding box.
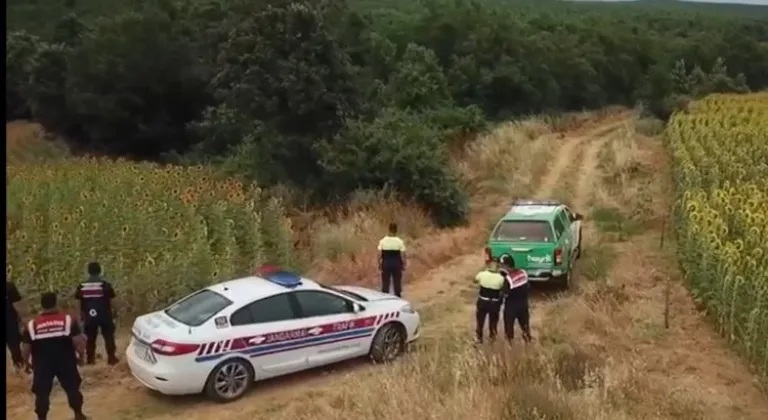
[6,113,767,420]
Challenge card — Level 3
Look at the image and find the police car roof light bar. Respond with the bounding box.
[512,199,561,206]
[260,271,303,288]
[254,264,282,275]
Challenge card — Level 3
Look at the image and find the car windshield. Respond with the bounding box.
[165,290,233,327]
[320,284,368,301]
[492,220,554,242]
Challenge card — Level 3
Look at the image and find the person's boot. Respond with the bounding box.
[107,356,120,366]
[74,411,88,420]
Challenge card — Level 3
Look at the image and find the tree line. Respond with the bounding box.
[6,0,768,226]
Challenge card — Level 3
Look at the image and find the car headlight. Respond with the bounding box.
[400,304,416,314]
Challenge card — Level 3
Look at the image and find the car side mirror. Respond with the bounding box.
[574,213,583,221]
[353,303,366,313]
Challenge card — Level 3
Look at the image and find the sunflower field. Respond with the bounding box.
[6,158,294,316]
[666,93,768,383]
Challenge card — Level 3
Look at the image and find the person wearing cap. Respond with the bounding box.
[378,222,407,297]
[473,259,505,343]
[499,255,532,343]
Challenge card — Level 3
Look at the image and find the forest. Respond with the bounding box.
[6,0,768,226]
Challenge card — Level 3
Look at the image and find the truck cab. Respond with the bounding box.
[485,199,583,288]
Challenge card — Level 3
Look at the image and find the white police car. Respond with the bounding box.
[126,266,420,402]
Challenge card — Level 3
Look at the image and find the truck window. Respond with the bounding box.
[553,216,566,239]
[492,220,554,242]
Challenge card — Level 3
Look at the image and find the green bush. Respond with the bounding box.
[318,108,469,227]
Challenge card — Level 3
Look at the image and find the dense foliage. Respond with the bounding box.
[667,93,768,385]
[6,159,293,315]
[6,0,768,225]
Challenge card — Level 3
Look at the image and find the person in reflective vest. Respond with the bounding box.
[74,262,119,365]
[378,223,407,297]
[500,255,532,343]
[21,292,88,420]
[474,260,505,343]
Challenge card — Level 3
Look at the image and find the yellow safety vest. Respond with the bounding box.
[475,270,505,290]
[378,236,406,252]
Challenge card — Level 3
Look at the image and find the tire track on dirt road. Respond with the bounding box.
[5,115,631,420]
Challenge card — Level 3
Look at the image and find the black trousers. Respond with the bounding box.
[84,317,117,363]
[381,266,403,297]
[6,322,24,367]
[475,299,501,342]
[32,362,83,419]
[503,300,531,342]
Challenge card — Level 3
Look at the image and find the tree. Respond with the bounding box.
[317,108,469,227]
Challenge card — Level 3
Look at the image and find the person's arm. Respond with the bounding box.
[501,273,511,294]
[73,284,84,319]
[107,282,118,319]
[399,238,407,270]
[20,323,32,370]
[69,317,86,365]
[377,239,384,270]
[8,282,24,319]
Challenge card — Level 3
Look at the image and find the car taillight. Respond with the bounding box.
[484,247,492,263]
[150,339,200,356]
[554,248,563,265]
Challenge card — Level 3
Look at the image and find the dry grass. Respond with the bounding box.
[458,118,555,203]
[306,117,563,289]
[7,111,768,420]
[5,120,69,163]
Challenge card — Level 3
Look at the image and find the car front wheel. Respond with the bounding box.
[369,323,405,363]
[204,358,254,403]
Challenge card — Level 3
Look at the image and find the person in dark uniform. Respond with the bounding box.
[6,280,25,372]
[21,292,88,420]
[378,223,407,297]
[74,262,119,365]
[473,260,505,343]
[499,255,532,343]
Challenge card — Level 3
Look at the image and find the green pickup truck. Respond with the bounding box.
[485,199,583,289]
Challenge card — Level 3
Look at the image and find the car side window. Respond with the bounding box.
[552,216,566,239]
[563,207,575,222]
[293,291,353,318]
[229,293,297,326]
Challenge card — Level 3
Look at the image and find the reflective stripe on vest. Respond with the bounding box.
[507,270,529,290]
[80,281,105,299]
[28,314,72,341]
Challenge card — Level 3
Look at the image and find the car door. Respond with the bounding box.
[562,206,581,254]
[555,209,575,265]
[227,293,309,380]
[290,290,375,368]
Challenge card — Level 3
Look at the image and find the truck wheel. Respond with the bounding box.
[204,358,254,403]
[369,323,405,364]
[557,270,572,290]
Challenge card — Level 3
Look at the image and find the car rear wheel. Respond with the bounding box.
[556,270,572,290]
[369,323,405,363]
[204,358,254,403]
